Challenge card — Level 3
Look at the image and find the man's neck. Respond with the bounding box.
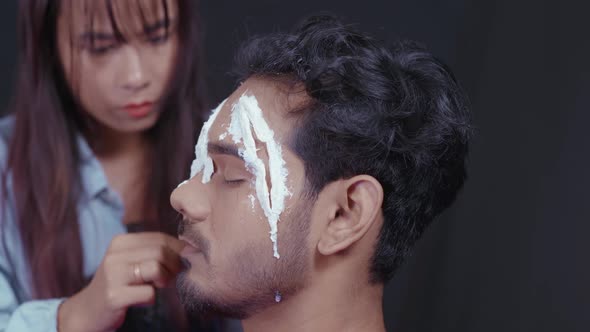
[241,274,386,332]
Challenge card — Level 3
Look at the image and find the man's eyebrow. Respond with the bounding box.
[207,142,242,159]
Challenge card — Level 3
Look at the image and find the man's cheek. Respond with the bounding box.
[215,198,251,232]
[228,200,267,238]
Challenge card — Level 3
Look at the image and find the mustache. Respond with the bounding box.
[178,219,210,262]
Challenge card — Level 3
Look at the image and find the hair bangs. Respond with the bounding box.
[72,0,172,44]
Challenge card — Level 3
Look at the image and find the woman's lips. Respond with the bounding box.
[123,101,153,118]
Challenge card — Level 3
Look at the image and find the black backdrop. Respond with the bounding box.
[1,1,588,331]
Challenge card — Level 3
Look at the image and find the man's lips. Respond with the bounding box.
[179,236,200,255]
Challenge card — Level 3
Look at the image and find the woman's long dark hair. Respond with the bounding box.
[2,0,205,299]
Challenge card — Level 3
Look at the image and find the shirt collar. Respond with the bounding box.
[77,134,110,199]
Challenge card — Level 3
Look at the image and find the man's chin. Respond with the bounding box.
[176,271,254,320]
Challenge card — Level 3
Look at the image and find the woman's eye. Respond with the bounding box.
[147,33,169,45]
[88,43,119,55]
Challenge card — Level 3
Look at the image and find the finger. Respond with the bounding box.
[136,260,176,288]
[114,246,183,276]
[107,285,155,310]
[164,235,187,254]
[105,248,183,286]
[109,232,186,254]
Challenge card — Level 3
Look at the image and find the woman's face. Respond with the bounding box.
[57,0,179,133]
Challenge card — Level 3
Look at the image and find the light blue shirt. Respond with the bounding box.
[0,116,127,331]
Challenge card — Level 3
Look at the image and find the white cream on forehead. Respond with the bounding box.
[228,93,290,259]
[189,99,227,182]
[183,94,289,259]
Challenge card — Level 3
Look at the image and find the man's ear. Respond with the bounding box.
[317,175,384,256]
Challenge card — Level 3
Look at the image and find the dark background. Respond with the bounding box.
[1,1,589,331]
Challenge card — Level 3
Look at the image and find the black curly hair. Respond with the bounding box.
[233,15,472,283]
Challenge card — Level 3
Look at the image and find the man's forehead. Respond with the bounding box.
[209,78,309,142]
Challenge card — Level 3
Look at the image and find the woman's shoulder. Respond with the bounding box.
[0,115,14,162]
[0,115,15,147]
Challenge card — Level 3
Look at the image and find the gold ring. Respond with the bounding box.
[133,263,143,283]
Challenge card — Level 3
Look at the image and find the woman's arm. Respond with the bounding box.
[0,120,65,332]
[2,297,64,332]
[0,178,64,332]
[0,254,64,332]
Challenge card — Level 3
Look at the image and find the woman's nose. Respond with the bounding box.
[119,46,150,92]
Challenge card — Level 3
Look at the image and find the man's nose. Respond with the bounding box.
[170,178,211,223]
[119,45,150,93]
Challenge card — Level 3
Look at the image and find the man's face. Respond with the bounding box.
[170,78,312,318]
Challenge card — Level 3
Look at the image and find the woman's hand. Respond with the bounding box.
[57,232,185,332]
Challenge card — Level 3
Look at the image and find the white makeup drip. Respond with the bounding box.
[274,291,282,303]
[190,99,227,182]
[228,93,290,258]
[248,194,256,211]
